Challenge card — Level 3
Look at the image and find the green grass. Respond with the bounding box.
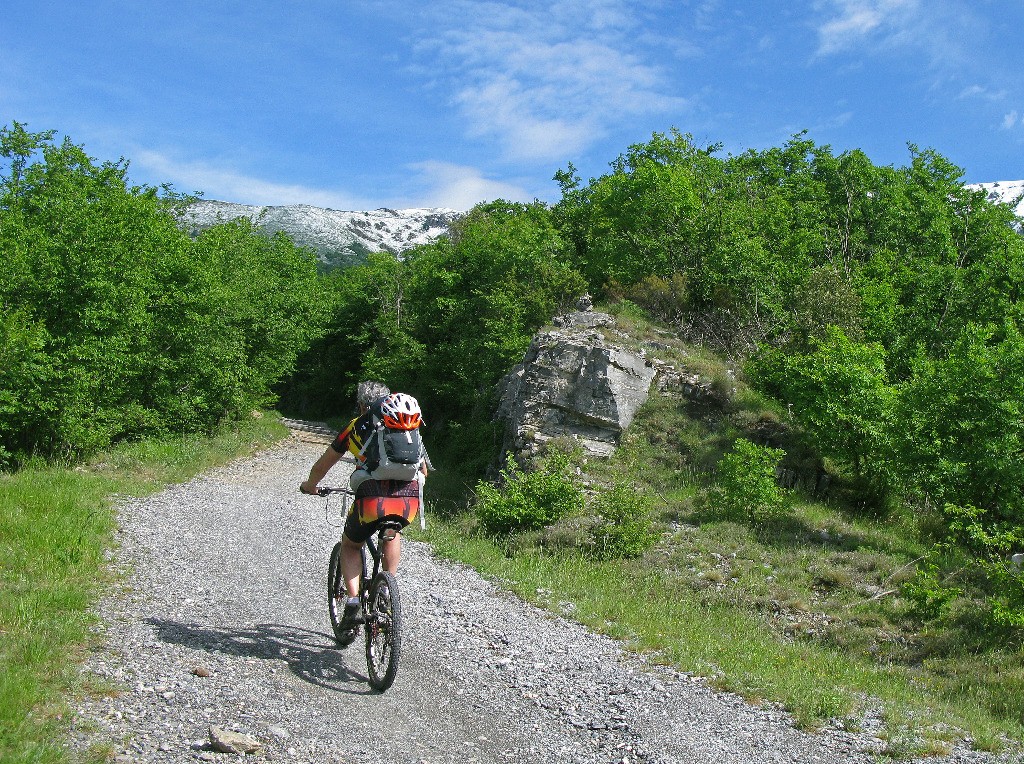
[0,414,289,764]
[427,519,1020,754]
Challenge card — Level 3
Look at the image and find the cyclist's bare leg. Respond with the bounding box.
[341,535,363,598]
[382,534,401,575]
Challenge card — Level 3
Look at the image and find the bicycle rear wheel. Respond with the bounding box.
[365,571,402,691]
[327,542,357,647]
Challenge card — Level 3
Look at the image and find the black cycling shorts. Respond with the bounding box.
[343,479,419,544]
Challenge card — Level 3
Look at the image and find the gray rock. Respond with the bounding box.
[209,726,262,755]
[551,310,614,329]
[496,313,656,463]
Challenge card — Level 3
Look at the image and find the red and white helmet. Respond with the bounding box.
[379,392,421,430]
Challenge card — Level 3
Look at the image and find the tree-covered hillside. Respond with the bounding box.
[0,123,327,466]
[5,119,1024,750]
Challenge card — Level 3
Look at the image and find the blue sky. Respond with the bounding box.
[2,1,1022,211]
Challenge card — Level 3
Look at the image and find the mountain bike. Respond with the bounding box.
[320,487,403,691]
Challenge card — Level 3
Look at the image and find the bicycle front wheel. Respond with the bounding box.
[365,571,402,691]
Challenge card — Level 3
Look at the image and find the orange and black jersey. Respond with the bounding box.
[329,406,377,461]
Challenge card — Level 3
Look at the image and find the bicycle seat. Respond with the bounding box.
[379,520,404,542]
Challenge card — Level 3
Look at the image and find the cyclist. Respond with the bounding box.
[300,381,429,636]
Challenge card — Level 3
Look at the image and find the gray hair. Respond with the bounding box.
[356,380,390,410]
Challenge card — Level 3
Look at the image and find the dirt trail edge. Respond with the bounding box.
[72,429,1010,763]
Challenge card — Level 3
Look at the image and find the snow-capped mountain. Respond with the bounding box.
[969,180,1024,218]
[179,200,462,269]
[180,181,1021,272]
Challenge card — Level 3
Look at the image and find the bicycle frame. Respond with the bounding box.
[364,530,382,578]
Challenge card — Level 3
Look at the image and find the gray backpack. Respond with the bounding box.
[359,413,423,481]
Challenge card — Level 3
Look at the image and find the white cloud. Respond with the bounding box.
[454,76,596,161]
[819,7,884,48]
[404,160,534,209]
[815,111,854,130]
[813,2,1018,136]
[133,150,372,210]
[812,0,1019,128]
[132,149,529,211]
[415,0,688,162]
[814,0,922,56]
[957,84,1008,102]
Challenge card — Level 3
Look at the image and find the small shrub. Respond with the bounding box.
[620,272,689,324]
[587,479,659,560]
[811,564,853,590]
[541,514,600,552]
[902,557,961,621]
[942,503,1024,628]
[709,366,738,403]
[701,568,727,585]
[708,438,788,522]
[607,298,649,324]
[474,452,584,536]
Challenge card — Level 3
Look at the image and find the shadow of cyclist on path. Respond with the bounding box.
[145,618,373,694]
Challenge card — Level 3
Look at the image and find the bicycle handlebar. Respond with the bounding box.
[298,485,353,497]
[316,486,353,497]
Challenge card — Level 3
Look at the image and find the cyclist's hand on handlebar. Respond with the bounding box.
[301,482,347,496]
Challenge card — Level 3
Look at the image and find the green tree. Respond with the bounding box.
[279,252,422,418]
[406,200,585,409]
[895,322,1024,520]
[709,438,788,522]
[749,328,895,502]
[0,123,326,462]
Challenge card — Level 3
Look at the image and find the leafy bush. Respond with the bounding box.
[902,503,1024,630]
[894,323,1024,522]
[902,554,963,621]
[474,450,584,536]
[709,438,788,522]
[943,504,1024,628]
[588,479,658,560]
[613,272,690,325]
[606,298,648,322]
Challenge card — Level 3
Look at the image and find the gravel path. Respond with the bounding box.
[72,432,1020,763]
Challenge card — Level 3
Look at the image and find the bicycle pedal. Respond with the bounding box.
[381,528,398,542]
